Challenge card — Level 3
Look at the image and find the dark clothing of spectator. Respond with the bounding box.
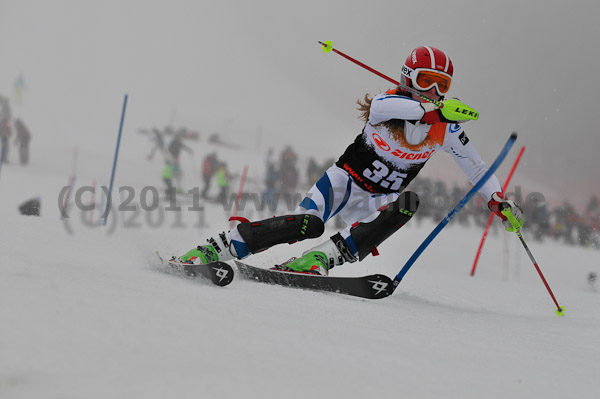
[14,118,31,165]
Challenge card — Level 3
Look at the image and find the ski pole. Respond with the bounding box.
[102,94,128,226]
[318,40,442,107]
[391,132,518,292]
[470,146,526,276]
[501,208,565,316]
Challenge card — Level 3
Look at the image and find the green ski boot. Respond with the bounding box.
[179,245,219,264]
[275,235,358,276]
[277,251,331,276]
[178,232,236,264]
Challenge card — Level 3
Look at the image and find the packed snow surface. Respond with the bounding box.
[1,139,599,399]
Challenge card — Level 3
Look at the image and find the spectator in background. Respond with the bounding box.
[14,74,26,104]
[201,152,218,199]
[147,127,166,161]
[306,158,322,187]
[262,149,278,211]
[553,202,577,245]
[525,199,551,242]
[431,181,448,223]
[14,118,31,165]
[162,160,177,201]
[584,196,600,247]
[0,117,11,164]
[451,183,470,226]
[0,94,11,120]
[167,130,193,190]
[278,146,299,201]
[168,130,193,166]
[215,162,230,204]
[586,196,599,219]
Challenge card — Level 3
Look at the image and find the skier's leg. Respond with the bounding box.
[280,191,419,275]
[294,165,359,223]
[179,214,326,264]
[341,190,419,260]
[179,165,353,264]
[233,164,362,260]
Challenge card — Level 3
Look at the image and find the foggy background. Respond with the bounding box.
[2,3,600,397]
[1,0,599,209]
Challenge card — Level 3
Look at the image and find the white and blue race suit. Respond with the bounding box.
[230,91,501,258]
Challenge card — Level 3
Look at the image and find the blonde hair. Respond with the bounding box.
[356,93,373,122]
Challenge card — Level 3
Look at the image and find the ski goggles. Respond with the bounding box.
[401,65,452,95]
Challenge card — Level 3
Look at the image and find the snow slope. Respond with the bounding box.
[1,138,599,399]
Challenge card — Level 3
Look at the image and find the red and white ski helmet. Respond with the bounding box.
[401,46,454,96]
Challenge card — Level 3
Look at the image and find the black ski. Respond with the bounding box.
[157,252,234,287]
[235,260,393,299]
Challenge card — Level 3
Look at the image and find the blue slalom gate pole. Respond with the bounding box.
[391,132,518,291]
[102,94,128,226]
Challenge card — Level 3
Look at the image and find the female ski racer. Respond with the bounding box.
[178,45,524,275]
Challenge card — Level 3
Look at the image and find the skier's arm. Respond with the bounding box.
[441,125,501,202]
[488,192,524,231]
[443,131,525,231]
[368,94,427,124]
[370,94,478,125]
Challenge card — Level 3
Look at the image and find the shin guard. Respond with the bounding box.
[236,214,325,254]
[349,191,419,261]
